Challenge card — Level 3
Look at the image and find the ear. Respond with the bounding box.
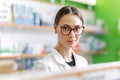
[54,24,57,33]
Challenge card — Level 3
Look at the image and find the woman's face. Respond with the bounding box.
[55,14,83,48]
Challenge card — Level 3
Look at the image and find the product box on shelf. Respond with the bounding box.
[79,34,106,53]
[0,60,17,74]
[0,2,12,23]
[12,4,34,25]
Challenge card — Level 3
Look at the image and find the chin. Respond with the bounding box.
[63,42,77,49]
[67,44,76,48]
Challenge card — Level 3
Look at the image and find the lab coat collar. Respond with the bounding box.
[51,48,78,68]
[51,48,67,64]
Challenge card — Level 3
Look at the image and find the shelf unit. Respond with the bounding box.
[0,23,106,59]
[0,0,107,72]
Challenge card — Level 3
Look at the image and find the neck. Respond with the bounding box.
[55,42,73,62]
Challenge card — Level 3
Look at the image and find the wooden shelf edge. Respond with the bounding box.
[0,53,46,59]
[84,29,107,35]
[0,23,107,34]
[0,23,53,30]
[75,49,106,54]
[0,49,106,59]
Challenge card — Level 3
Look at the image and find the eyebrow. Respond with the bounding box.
[62,24,70,27]
[62,24,82,28]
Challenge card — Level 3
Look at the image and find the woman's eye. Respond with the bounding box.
[62,26,70,31]
[74,27,80,31]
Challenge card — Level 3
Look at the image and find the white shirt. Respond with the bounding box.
[33,48,88,72]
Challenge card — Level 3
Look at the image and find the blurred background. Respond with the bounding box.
[0,0,120,75]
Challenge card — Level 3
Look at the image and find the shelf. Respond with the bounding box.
[0,53,46,59]
[82,50,106,54]
[75,49,106,54]
[0,23,53,30]
[84,28,107,35]
[0,23,106,35]
[0,49,106,59]
[1,61,120,80]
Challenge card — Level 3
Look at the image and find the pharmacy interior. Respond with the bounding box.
[0,0,120,80]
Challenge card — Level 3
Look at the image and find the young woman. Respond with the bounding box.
[33,6,88,72]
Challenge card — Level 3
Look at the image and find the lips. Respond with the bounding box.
[67,40,76,44]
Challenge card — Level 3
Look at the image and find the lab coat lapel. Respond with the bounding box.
[51,48,71,68]
[72,51,80,67]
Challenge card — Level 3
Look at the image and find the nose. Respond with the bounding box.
[69,30,75,38]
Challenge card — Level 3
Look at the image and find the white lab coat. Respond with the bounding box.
[33,48,88,72]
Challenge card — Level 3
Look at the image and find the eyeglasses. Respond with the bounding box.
[59,25,85,35]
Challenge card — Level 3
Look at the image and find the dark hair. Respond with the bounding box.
[54,6,83,25]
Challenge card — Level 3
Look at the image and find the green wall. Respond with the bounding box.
[93,0,120,63]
